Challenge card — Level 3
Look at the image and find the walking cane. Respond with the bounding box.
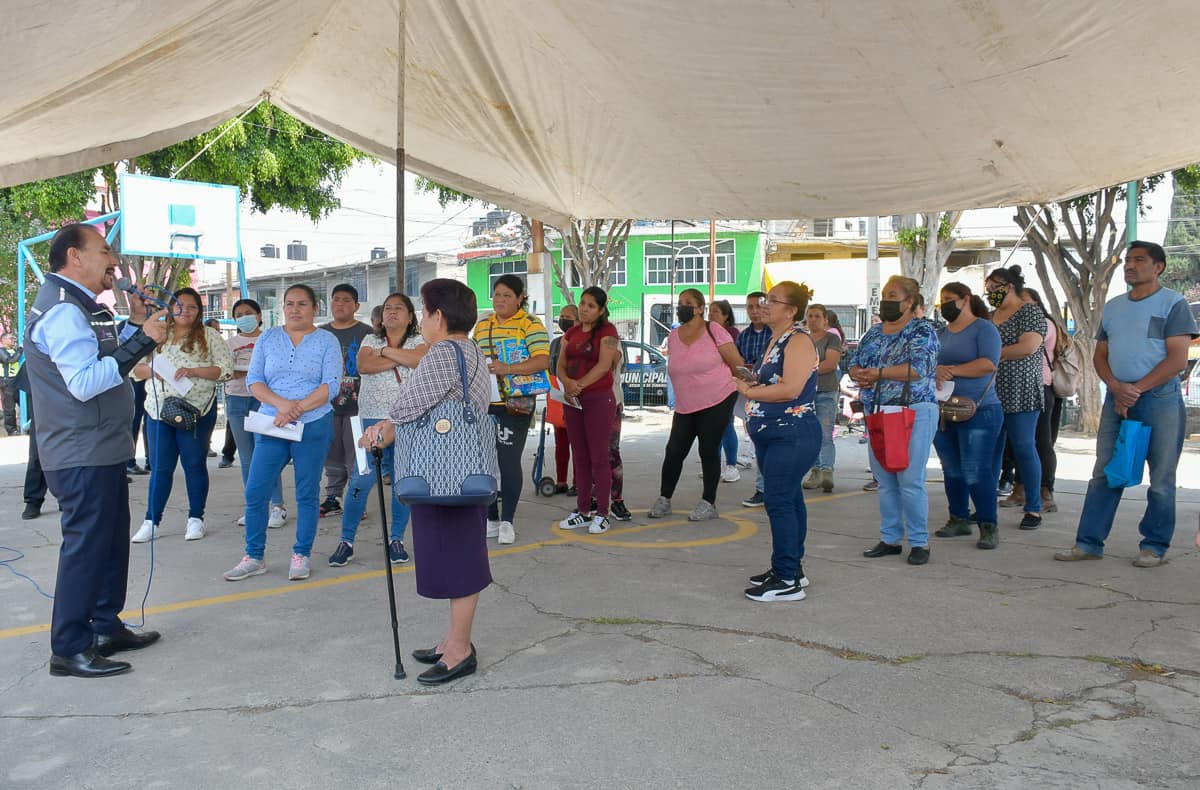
[372,445,406,679]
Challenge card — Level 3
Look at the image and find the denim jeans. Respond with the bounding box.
[933,402,1003,525]
[994,410,1042,513]
[867,401,939,547]
[243,412,333,560]
[814,390,838,470]
[339,418,410,544]
[1075,381,1186,557]
[145,407,218,523]
[721,418,738,466]
[225,394,283,507]
[751,415,821,580]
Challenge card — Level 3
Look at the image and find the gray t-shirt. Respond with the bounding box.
[811,331,844,392]
[319,321,372,416]
[1097,287,1198,382]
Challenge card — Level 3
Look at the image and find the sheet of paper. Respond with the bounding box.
[487,360,503,402]
[548,385,581,409]
[350,416,370,476]
[244,410,305,441]
[151,355,193,394]
[935,379,955,402]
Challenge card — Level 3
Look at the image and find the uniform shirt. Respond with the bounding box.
[0,346,21,381]
[246,326,343,423]
[1098,287,1198,382]
[473,308,550,405]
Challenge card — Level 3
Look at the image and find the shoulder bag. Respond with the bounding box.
[1044,341,1081,398]
[864,360,915,473]
[938,370,996,430]
[393,342,500,507]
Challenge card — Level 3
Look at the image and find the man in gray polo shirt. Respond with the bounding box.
[1055,240,1198,567]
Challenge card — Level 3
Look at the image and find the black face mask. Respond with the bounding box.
[558,318,575,332]
[878,300,904,322]
[940,300,961,323]
[987,288,1007,308]
[676,305,696,324]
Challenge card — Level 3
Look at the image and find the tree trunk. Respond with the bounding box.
[1072,336,1102,434]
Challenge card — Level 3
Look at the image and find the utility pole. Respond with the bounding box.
[531,219,553,330]
[394,0,406,292]
[1126,180,1139,246]
[708,218,717,305]
[866,216,880,333]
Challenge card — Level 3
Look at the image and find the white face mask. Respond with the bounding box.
[235,314,260,333]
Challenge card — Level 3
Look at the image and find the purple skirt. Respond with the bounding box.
[411,504,492,599]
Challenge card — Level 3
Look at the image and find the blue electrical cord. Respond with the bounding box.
[125,353,161,629]
[0,545,55,599]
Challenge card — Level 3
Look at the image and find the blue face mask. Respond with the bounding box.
[235,315,260,334]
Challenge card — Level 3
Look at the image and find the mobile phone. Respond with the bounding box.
[735,366,756,382]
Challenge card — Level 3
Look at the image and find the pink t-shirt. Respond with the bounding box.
[1041,320,1057,386]
[667,322,737,414]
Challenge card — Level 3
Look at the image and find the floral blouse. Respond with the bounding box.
[746,324,818,429]
[851,318,939,410]
[144,326,234,421]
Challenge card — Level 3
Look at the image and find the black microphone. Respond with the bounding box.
[116,277,172,311]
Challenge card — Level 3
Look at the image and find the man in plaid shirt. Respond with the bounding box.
[735,292,771,507]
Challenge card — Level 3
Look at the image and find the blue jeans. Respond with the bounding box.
[933,402,1003,525]
[1075,381,1186,557]
[751,415,821,580]
[867,401,939,547]
[814,390,838,470]
[145,407,218,523]
[225,395,283,507]
[340,417,410,544]
[721,418,738,466]
[994,410,1042,513]
[243,412,333,560]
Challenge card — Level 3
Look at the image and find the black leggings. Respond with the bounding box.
[659,392,738,504]
[488,405,533,523]
[1035,385,1061,491]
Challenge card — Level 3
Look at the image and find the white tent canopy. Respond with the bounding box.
[3,1,1198,226]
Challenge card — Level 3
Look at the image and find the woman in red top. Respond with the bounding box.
[556,286,621,534]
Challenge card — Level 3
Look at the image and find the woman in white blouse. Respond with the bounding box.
[131,288,233,542]
[326,292,427,567]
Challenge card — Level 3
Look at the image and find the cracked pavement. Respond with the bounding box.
[0,419,1198,788]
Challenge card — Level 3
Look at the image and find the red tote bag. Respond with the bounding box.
[864,362,915,473]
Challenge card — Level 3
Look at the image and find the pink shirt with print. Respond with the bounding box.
[667,322,737,414]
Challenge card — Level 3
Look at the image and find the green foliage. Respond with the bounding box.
[414,176,478,209]
[1164,166,1200,295]
[895,214,954,250]
[5,171,97,225]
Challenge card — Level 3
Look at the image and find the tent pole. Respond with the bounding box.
[708,219,716,304]
[1125,180,1138,247]
[395,0,407,292]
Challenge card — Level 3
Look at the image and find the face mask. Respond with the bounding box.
[558,318,575,332]
[878,300,904,322]
[987,288,1007,308]
[235,315,259,333]
[676,305,696,324]
[940,300,961,323]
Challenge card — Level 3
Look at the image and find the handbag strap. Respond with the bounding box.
[448,340,478,425]
[871,359,912,412]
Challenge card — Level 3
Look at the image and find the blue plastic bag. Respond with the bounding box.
[1103,419,1152,488]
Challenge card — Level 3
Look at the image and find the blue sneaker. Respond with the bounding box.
[327,541,354,567]
[389,540,410,565]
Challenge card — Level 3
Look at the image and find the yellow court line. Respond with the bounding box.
[0,489,869,642]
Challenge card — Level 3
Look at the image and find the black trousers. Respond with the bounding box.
[487,405,533,523]
[1035,385,1061,491]
[1,380,18,435]
[131,378,148,466]
[44,463,131,656]
[660,391,738,504]
[24,414,47,505]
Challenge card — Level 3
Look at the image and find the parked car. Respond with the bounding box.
[620,340,669,406]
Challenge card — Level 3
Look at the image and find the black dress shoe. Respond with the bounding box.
[907,546,930,565]
[49,648,131,678]
[21,502,41,520]
[417,650,478,686]
[94,627,161,656]
[862,541,903,558]
[412,642,474,665]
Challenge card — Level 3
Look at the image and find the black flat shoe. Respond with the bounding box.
[21,502,41,520]
[412,646,442,665]
[862,541,903,558]
[94,627,160,656]
[417,650,478,686]
[1019,513,1042,530]
[907,546,930,565]
[49,648,131,678]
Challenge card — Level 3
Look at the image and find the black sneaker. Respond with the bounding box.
[1019,513,1042,530]
[319,496,342,517]
[742,491,765,508]
[21,502,41,520]
[566,485,577,497]
[748,568,810,588]
[610,500,632,521]
[907,546,930,565]
[389,540,410,564]
[327,541,354,567]
[998,480,1014,496]
[745,574,806,602]
[217,456,235,469]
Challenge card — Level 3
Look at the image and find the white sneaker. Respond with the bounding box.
[497,521,515,544]
[722,465,741,483]
[184,517,205,541]
[589,515,611,534]
[236,515,245,526]
[486,519,500,538]
[131,519,157,543]
[560,511,589,530]
[268,506,287,529]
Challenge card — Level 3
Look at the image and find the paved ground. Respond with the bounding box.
[1,411,1198,789]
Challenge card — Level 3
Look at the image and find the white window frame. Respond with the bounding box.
[644,238,736,285]
[488,259,528,293]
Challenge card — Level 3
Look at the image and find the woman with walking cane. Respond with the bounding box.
[361,279,491,686]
